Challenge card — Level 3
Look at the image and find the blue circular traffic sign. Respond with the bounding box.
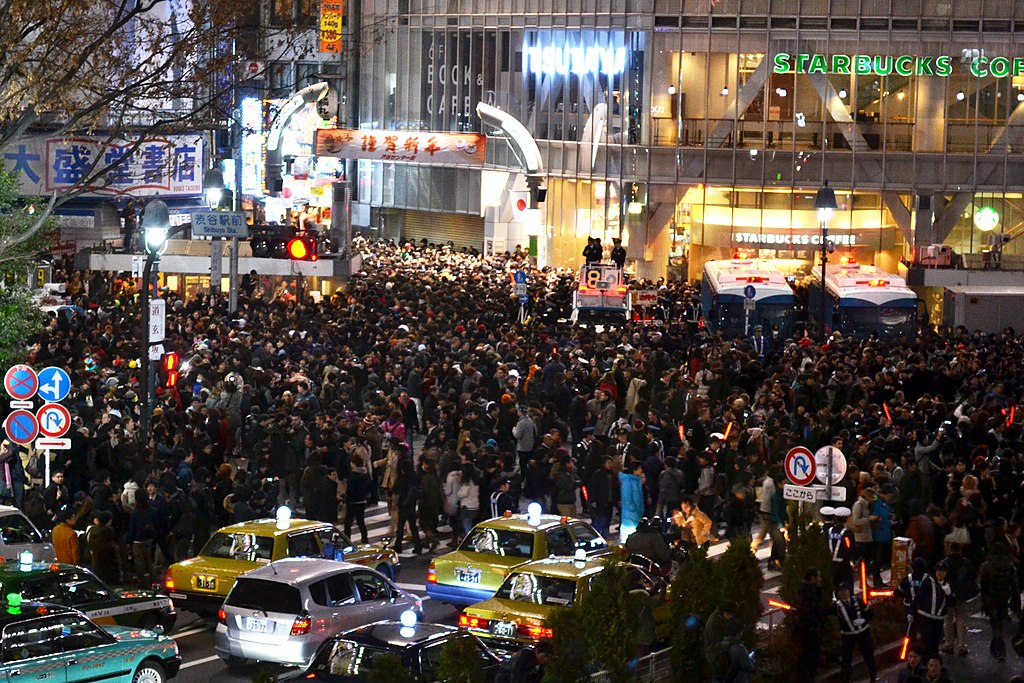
[4,410,38,445]
[513,270,528,284]
[743,284,757,300]
[37,367,70,403]
[4,365,37,401]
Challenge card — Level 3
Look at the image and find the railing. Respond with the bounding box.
[590,646,673,683]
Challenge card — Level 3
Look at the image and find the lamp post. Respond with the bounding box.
[139,198,171,456]
[815,180,838,339]
[202,168,238,312]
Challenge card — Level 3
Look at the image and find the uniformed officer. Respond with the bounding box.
[829,507,857,590]
[831,582,877,683]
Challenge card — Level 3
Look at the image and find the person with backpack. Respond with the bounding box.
[940,542,976,656]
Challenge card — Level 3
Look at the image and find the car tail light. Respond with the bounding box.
[458,614,489,630]
[426,561,437,584]
[517,624,554,639]
[164,573,174,591]
[291,616,312,636]
[217,609,226,625]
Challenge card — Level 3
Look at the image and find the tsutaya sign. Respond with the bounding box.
[774,52,1024,79]
[524,45,627,76]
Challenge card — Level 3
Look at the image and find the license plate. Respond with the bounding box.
[455,567,482,584]
[195,575,217,591]
[491,621,517,638]
[245,617,268,633]
[168,592,186,600]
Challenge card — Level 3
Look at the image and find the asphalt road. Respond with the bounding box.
[171,552,446,683]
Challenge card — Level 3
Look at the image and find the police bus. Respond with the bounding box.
[701,259,795,339]
[809,260,918,339]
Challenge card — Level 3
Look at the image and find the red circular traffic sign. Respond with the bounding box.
[37,403,71,438]
[784,446,817,486]
[4,365,38,401]
[4,410,38,445]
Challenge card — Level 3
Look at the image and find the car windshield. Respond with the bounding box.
[226,578,302,614]
[495,572,578,607]
[0,515,43,545]
[459,527,534,559]
[200,533,274,561]
[310,640,406,682]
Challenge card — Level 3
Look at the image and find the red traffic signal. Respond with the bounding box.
[164,352,180,388]
[287,236,317,261]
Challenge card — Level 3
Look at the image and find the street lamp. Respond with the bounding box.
[139,198,171,455]
[203,168,225,210]
[815,180,838,338]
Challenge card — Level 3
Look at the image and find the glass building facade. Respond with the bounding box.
[353,0,1024,282]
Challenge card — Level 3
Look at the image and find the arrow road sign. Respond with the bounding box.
[37,367,70,403]
[4,365,37,401]
[37,404,71,439]
[35,438,70,451]
[4,410,38,445]
[784,446,817,486]
[743,284,756,299]
[513,270,528,284]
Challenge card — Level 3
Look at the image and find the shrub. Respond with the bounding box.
[669,547,717,682]
[544,606,591,683]
[366,653,415,683]
[436,636,487,683]
[714,538,764,648]
[583,561,638,682]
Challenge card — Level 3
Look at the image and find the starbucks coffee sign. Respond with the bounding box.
[773,52,1024,79]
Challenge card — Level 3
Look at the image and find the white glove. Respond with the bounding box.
[853,618,865,628]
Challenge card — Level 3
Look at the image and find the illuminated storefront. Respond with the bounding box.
[353,2,1024,281]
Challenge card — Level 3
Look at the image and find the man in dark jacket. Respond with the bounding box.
[587,456,615,536]
[392,457,422,555]
[979,541,1019,661]
[345,456,372,543]
[830,582,876,683]
[162,482,194,563]
[704,601,737,680]
[624,517,671,571]
[941,543,975,656]
[86,510,120,584]
[915,561,950,657]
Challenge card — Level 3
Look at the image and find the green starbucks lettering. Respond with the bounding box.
[773,53,954,77]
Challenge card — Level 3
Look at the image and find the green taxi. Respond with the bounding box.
[0,601,180,683]
[459,556,669,646]
[1,561,176,632]
[165,517,398,615]
[426,513,612,606]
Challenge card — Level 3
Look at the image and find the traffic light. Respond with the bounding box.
[286,235,318,261]
[164,352,180,388]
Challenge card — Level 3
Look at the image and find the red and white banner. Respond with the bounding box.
[314,129,487,165]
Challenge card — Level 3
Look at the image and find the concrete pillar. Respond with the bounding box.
[913,76,946,152]
[633,202,674,281]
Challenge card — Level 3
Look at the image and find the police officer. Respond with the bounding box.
[898,557,929,650]
[915,560,950,657]
[828,507,857,590]
[831,582,877,683]
[610,237,626,269]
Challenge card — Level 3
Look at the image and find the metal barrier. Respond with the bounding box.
[590,647,674,683]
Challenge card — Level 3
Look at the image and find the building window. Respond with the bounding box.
[269,0,318,26]
[296,62,320,91]
[268,62,295,99]
[269,0,291,25]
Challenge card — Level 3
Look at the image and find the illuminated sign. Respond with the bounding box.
[524,45,627,75]
[974,206,999,232]
[240,97,264,196]
[733,232,858,246]
[969,56,1024,78]
[773,53,952,77]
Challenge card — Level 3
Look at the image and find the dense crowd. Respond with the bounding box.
[7,239,1024,680]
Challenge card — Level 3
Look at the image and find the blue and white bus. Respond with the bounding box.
[701,259,795,339]
[809,261,918,339]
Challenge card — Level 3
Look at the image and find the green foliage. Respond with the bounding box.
[0,169,57,270]
[779,511,833,608]
[715,538,765,647]
[0,286,44,368]
[546,560,638,683]
[544,606,590,683]
[669,547,717,682]
[435,636,486,683]
[366,653,416,683]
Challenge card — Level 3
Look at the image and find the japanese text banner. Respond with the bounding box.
[314,129,487,165]
[2,134,204,198]
[319,0,343,53]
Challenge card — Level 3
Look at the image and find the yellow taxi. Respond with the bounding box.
[425,509,612,606]
[458,556,669,646]
[165,517,398,616]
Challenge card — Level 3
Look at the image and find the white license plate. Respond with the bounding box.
[168,592,186,599]
[245,618,268,632]
[455,567,482,584]
[491,621,517,638]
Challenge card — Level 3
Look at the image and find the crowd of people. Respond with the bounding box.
[6,238,1024,680]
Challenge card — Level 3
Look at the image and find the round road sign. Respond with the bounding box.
[743,284,757,299]
[4,365,37,401]
[37,367,71,403]
[784,446,816,486]
[37,404,71,439]
[814,445,848,485]
[4,410,38,445]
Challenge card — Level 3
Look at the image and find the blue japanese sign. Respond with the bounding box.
[3,135,204,198]
[513,270,528,284]
[743,284,757,299]
[4,365,37,401]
